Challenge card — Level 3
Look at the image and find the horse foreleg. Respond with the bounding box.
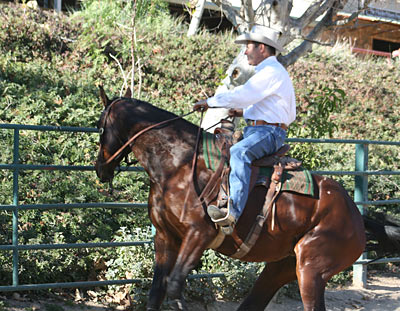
[166,227,213,310]
[147,230,179,311]
[237,256,297,311]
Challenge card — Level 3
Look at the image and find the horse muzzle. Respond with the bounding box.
[94,160,114,183]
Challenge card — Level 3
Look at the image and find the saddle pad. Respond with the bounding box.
[203,131,225,171]
[257,167,315,197]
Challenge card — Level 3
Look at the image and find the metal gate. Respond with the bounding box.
[0,123,399,291]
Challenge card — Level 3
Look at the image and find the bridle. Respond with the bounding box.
[98,98,129,167]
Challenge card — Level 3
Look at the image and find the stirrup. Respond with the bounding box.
[207,205,229,222]
[220,222,235,235]
[207,205,236,235]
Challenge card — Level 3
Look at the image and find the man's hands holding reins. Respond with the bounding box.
[193,99,209,112]
[228,108,243,118]
[193,100,243,118]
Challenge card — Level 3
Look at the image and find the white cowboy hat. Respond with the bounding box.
[234,25,284,53]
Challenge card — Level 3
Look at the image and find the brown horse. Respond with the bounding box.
[94,88,400,311]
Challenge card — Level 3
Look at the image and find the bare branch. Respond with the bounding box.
[242,0,255,27]
[131,0,137,96]
[294,0,336,32]
[332,4,374,27]
[188,0,206,36]
[109,53,129,97]
[280,6,334,67]
[212,0,246,32]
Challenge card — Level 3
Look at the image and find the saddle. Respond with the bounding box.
[213,120,301,210]
[206,121,302,257]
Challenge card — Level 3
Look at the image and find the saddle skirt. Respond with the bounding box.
[256,167,314,196]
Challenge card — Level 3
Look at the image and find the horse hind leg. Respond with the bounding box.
[296,266,327,311]
[295,231,363,311]
[237,256,297,311]
[295,180,365,311]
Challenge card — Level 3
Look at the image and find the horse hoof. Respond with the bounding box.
[169,299,186,310]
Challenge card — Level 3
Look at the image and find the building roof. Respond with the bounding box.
[166,0,400,23]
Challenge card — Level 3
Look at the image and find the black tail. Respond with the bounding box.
[363,213,400,255]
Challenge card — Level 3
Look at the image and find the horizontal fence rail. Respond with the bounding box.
[350,47,393,58]
[0,123,399,291]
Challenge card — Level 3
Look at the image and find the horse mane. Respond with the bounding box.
[114,97,199,132]
[102,97,204,156]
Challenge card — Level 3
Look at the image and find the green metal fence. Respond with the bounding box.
[0,123,399,291]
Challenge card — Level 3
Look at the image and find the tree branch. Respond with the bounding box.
[188,0,206,36]
[280,6,334,67]
[242,0,255,27]
[212,0,246,32]
[294,0,336,32]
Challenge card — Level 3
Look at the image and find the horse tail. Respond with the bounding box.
[363,213,400,255]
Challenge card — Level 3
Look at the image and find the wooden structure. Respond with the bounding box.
[306,0,400,56]
[329,10,400,56]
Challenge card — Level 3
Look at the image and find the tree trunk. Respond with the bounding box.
[188,0,207,36]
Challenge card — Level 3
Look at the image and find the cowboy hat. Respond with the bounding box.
[235,25,284,53]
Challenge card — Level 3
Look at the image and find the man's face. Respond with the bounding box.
[245,41,265,66]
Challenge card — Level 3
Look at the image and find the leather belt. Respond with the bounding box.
[247,120,288,131]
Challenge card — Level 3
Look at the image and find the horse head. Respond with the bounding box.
[94,86,132,183]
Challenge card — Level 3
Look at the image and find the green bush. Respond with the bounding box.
[0,0,399,305]
[0,3,76,61]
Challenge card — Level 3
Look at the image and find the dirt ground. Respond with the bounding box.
[1,273,399,311]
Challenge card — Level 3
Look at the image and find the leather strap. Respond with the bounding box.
[207,227,226,249]
[230,164,283,259]
[247,120,288,131]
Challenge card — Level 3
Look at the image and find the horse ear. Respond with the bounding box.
[99,85,110,108]
[124,87,132,98]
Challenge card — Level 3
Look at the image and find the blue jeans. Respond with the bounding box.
[229,125,286,220]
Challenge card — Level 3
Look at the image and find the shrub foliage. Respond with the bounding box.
[0,0,399,306]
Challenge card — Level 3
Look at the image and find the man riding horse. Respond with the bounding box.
[193,25,296,234]
[95,25,400,311]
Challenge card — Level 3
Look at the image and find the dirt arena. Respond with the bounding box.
[1,273,399,311]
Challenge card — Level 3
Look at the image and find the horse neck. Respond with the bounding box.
[119,105,200,185]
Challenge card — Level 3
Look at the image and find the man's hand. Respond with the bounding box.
[228,108,243,118]
[193,99,209,112]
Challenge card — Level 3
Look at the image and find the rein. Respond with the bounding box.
[180,110,205,221]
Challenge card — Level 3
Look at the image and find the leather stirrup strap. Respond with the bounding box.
[198,158,228,205]
[230,164,283,259]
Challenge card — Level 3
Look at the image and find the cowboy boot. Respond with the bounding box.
[207,205,236,235]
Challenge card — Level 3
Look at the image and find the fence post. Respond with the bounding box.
[352,143,368,287]
[12,129,20,287]
[54,0,62,12]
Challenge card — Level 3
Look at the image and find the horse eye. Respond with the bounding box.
[232,68,240,79]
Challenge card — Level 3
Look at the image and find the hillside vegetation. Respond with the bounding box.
[0,0,399,307]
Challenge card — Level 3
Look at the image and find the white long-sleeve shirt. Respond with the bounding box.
[207,56,296,125]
